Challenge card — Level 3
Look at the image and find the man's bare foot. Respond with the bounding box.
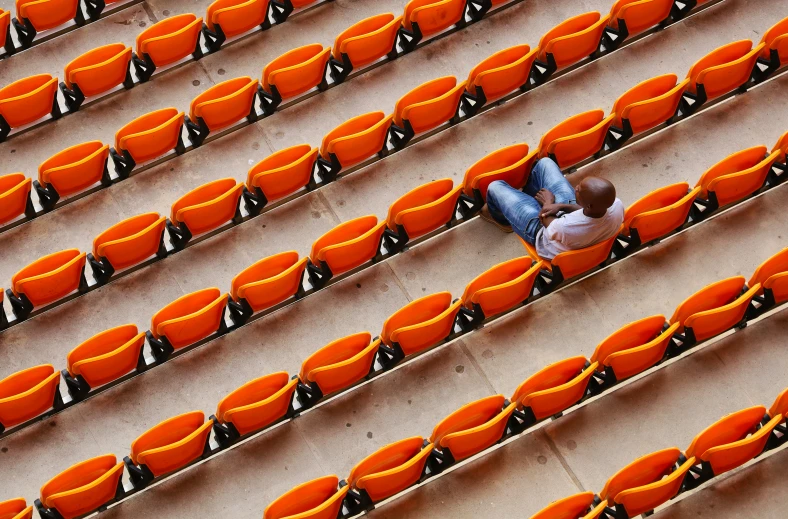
[480,205,513,233]
[535,188,555,206]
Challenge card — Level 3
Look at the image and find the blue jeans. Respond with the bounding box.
[486,157,576,244]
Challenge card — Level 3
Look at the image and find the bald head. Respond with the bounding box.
[576,176,616,218]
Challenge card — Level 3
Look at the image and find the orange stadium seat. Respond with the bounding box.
[384,179,462,247]
[307,215,386,287]
[213,371,297,442]
[0,74,60,141]
[264,475,348,519]
[7,249,87,318]
[203,0,270,50]
[530,492,607,519]
[510,356,597,430]
[186,76,259,146]
[228,251,307,323]
[112,107,185,177]
[318,111,392,177]
[89,213,167,282]
[296,332,379,405]
[126,411,213,485]
[430,395,515,466]
[167,178,244,248]
[147,287,228,359]
[330,13,402,81]
[37,455,124,519]
[391,76,466,147]
[60,43,133,110]
[401,0,466,46]
[605,0,673,46]
[13,0,81,47]
[260,44,331,112]
[65,324,146,396]
[538,109,615,169]
[244,144,318,214]
[532,12,609,83]
[0,365,61,431]
[379,291,462,367]
[0,498,33,519]
[768,388,788,447]
[463,45,537,111]
[1,10,10,54]
[670,276,759,347]
[618,182,699,250]
[749,247,788,312]
[460,257,542,322]
[591,315,678,384]
[461,143,538,206]
[35,141,111,209]
[0,173,33,224]
[755,17,788,82]
[599,447,693,517]
[520,234,617,289]
[134,14,204,81]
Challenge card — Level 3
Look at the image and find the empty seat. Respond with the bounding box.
[0,365,61,429]
[686,40,764,102]
[775,130,788,162]
[530,492,607,519]
[0,11,10,53]
[392,76,466,141]
[749,247,788,308]
[230,251,308,317]
[215,372,297,437]
[599,447,693,517]
[308,215,386,279]
[9,249,86,311]
[188,77,258,142]
[264,475,348,519]
[347,437,432,503]
[685,406,780,478]
[607,0,673,38]
[37,141,111,203]
[465,45,537,104]
[769,388,788,423]
[0,173,32,224]
[461,143,538,200]
[591,315,678,383]
[460,257,542,319]
[62,43,133,106]
[511,356,597,423]
[91,212,167,278]
[621,182,699,246]
[0,498,33,519]
[520,234,617,286]
[298,332,379,401]
[430,395,515,463]
[380,292,461,363]
[261,44,331,104]
[149,287,228,353]
[332,13,402,70]
[245,145,318,209]
[128,411,213,479]
[169,178,244,243]
[538,12,609,70]
[38,455,124,519]
[538,109,615,168]
[695,146,777,209]
[760,16,788,67]
[66,324,146,392]
[113,108,185,174]
[0,74,59,134]
[384,179,462,241]
[135,14,203,71]
[670,276,759,344]
[610,74,688,138]
[15,0,79,33]
[320,111,392,170]
[402,0,466,39]
[205,0,269,40]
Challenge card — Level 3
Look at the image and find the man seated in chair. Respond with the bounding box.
[480,157,624,259]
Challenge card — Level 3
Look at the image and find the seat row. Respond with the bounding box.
[532,388,788,518]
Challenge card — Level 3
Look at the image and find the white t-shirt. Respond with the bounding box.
[535,199,625,260]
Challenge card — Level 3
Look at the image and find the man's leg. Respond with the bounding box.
[485,181,543,244]
[524,157,577,204]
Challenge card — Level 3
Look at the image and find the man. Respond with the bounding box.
[481,157,624,260]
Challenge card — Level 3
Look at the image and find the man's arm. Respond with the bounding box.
[539,202,582,227]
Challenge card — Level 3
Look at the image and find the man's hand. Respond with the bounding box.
[535,188,555,206]
[540,203,561,218]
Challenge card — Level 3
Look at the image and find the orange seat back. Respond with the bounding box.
[512,356,593,420]
[262,44,331,99]
[623,182,697,243]
[93,213,166,270]
[205,0,269,37]
[608,0,673,36]
[0,74,58,128]
[0,173,32,225]
[0,365,60,427]
[38,141,110,197]
[466,45,537,102]
[12,249,86,306]
[461,257,541,317]
[264,475,348,519]
[349,437,432,502]
[310,215,386,275]
[151,287,228,349]
[16,0,77,31]
[769,387,788,419]
[216,371,297,435]
[0,498,33,519]
[529,492,598,519]
[64,43,132,97]
[670,276,757,341]
[137,14,203,67]
[430,395,506,447]
[0,12,8,51]
[760,17,788,65]
[394,76,466,134]
[686,406,767,460]
[538,109,614,168]
[299,332,378,395]
[538,12,609,68]
[611,73,687,134]
[247,144,318,200]
[591,315,677,380]
[321,111,392,168]
[67,324,145,387]
[670,276,744,331]
[130,411,213,476]
[170,178,244,235]
[696,146,777,206]
[749,247,788,305]
[684,283,759,342]
[382,292,461,355]
[701,413,781,476]
[40,454,125,519]
[232,251,307,311]
[615,456,693,516]
[403,0,466,37]
[190,76,258,131]
[550,235,617,279]
[333,13,402,67]
[115,107,184,163]
[461,143,537,198]
[438,398,515,461]
[686,40,764,100]
[385,179,461,238]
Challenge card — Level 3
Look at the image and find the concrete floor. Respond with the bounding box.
[1,0,787,516]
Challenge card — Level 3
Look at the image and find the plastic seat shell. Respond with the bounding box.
[232,251,307,311]
[0,74,59,128]
[622,182,698,243]
[348,437,432,502]
[333,13,402,67]
[216,372,297,435]
[39,141,110,197]
[538,109,615,168]
[749,247,788,305]
[67,324,146,388]
[309,215,386,275]
[538,12,609,68]
[170,178,244,235]
[696,146,777,206]
[461,257,542,317]
[0,498,33,519]
[63,43,132,97]
[39,454,125,519]
[299,332,378,395]
[686,40,764,99]
[189,76,258,131]
[393,76,466,134]
[130,411,213,476]
[611,74,688,134]
[381,292,461,355]
[264,475,348,519]
[462,143,538,198]
[262,44,331,99]
[320,111,392,168]
[16,0,78,31]
[0,365,60,427]
[115,108,184,164]
[385,179,461,238]
[430,395,514,461]
[529,492,601,519]
[0,173,32,225]
[246,144,318,200]
[608,0,673,36]
[512,356,596,420]
[591,315,677,380]
[205,0,269,38]
[12,249,86,306]
[92,213,166,270]
[137,14,203,67]
[150,287,228,349]
[403,0,466,37]
[466,45,537,102]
